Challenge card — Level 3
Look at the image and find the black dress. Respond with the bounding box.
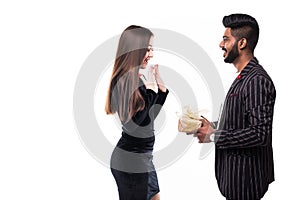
[111,78,169,200]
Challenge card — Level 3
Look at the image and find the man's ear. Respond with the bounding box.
[239,38,247,50]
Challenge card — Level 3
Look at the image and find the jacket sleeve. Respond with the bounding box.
[214,75,276,148]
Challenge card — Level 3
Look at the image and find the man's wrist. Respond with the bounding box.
[210,133,215,142]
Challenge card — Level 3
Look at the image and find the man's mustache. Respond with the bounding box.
[222,47,227,52]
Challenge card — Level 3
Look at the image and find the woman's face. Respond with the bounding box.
[140,36,154,69]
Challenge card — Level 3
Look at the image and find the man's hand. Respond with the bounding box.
[197,117,215,143]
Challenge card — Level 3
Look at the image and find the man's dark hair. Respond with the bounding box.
[223,13,259,53]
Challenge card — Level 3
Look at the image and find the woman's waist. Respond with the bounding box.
[122,120,155,138]
[116,132,155,153]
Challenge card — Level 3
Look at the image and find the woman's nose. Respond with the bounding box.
[149,50,154,58]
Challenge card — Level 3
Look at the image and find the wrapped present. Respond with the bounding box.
[177,106,208,134]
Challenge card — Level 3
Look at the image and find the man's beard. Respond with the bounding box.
[224,42,239,63]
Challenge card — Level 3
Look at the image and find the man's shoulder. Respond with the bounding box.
[248,63,273,82]
[242,64,275,92]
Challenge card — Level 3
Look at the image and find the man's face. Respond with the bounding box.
[219,28,239,63]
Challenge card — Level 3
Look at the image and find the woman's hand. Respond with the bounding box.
[145,65,156,91]
[152,64,167,92]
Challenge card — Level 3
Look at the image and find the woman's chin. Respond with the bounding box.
[140,64,147,69]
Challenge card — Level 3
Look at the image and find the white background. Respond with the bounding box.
[1,0,299,199]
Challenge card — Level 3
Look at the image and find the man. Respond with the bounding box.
[197,14,276,200]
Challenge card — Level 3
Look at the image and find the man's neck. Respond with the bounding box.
[233,54,254,73]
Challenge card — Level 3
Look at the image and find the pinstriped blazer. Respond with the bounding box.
[214,57,276,200]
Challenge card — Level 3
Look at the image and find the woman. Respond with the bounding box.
[105,25,168,200]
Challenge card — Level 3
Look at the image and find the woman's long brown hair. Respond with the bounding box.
[105,25,153,123]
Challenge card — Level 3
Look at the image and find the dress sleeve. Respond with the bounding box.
[156,88,169,105]
[132,87,169,126]
[152,88,169,119]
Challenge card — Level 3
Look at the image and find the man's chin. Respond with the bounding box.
[224,59,232,63]
[224,57,235,63]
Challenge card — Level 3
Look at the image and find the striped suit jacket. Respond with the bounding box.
[214,57,276,200]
